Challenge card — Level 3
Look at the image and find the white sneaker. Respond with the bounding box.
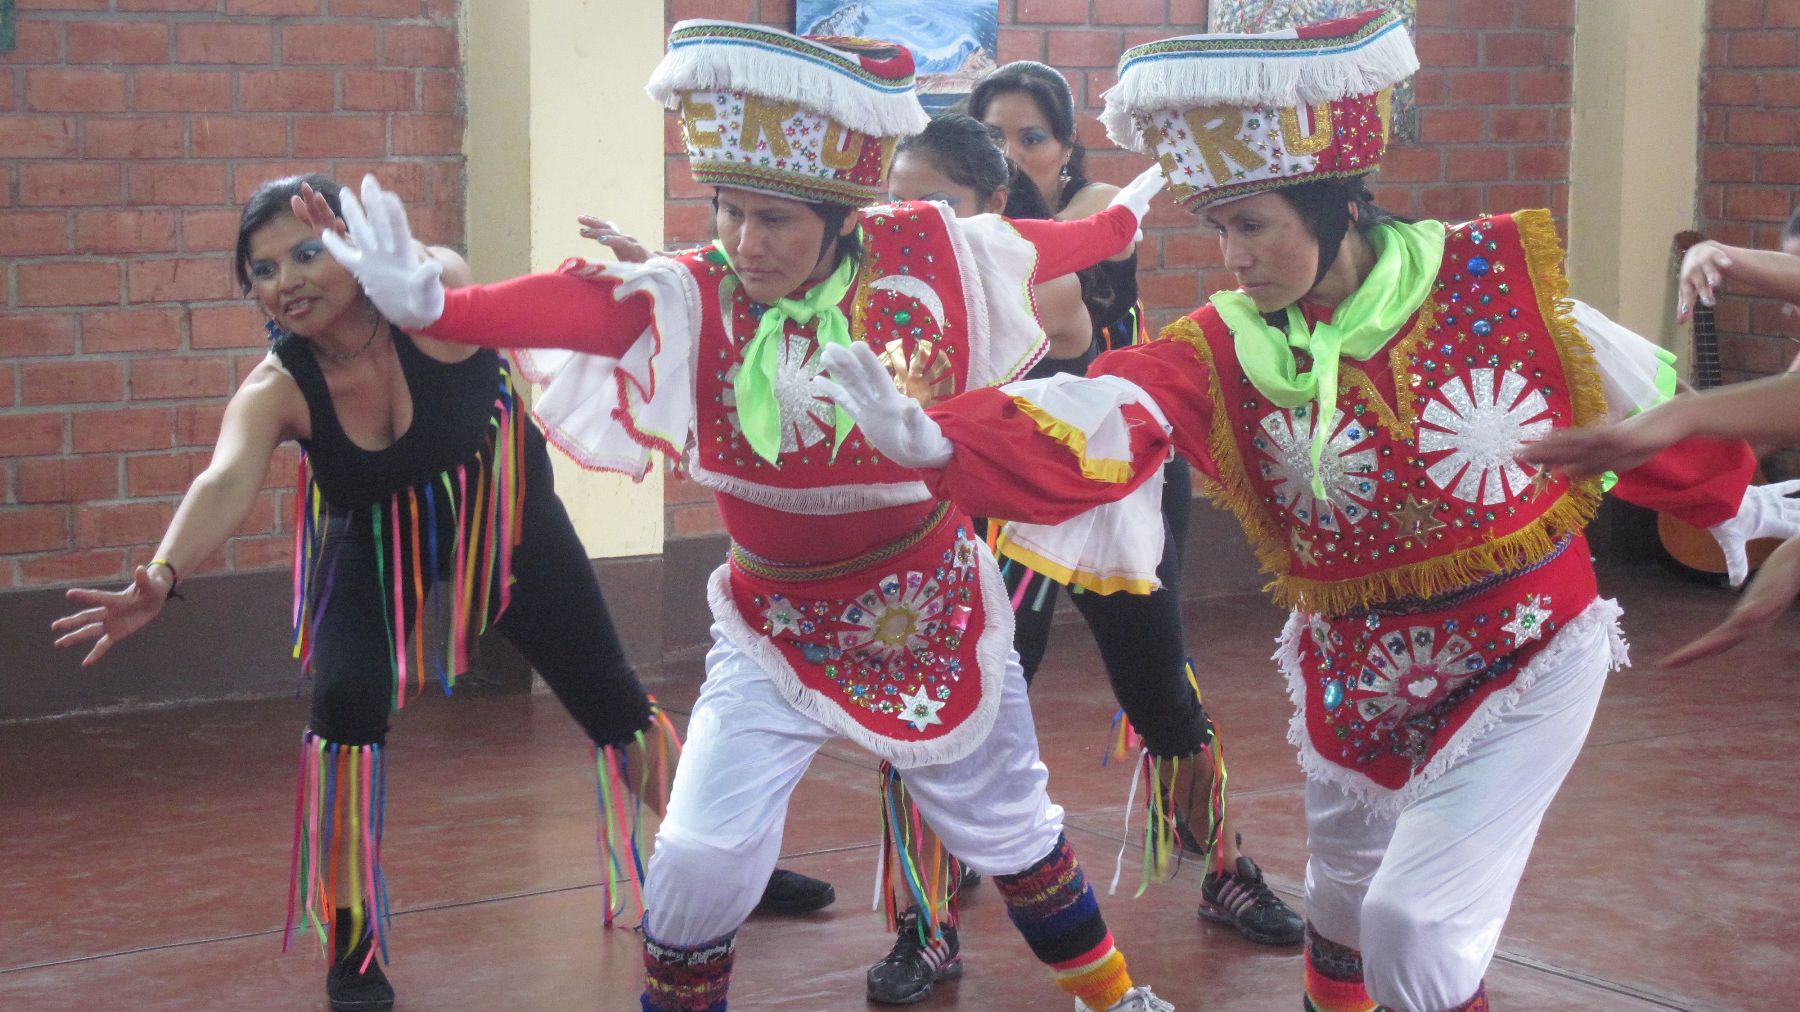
[1075,985,1174,1011]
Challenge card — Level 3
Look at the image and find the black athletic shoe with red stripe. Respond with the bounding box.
[1199,855,1305,946]
[866,907,963,1005]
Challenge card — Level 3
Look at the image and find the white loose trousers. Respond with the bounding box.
[643,624,1065,946]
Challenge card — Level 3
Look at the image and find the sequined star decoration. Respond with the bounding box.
[1389,495,1447,537]
[763,596,804,637]
[1502,594,1552,644]
[897,685,946,731]
[1525,466,1553,500]
[1290,529,1320,566]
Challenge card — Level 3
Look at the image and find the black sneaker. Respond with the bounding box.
[753,867,837,916]
[325,946,394,1011]
[866,907,962,1005]
[326,914,394,1012]
[1199,855,1304,946]
[956,861,980,893]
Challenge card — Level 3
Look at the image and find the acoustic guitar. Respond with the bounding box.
[1655,230,1776,577]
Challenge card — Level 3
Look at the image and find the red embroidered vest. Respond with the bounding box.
[683,201,980,509]
[1175,211,1610,788]
[682,201,1028,765]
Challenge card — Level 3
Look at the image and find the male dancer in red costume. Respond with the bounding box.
[325,20,1175,1012]
[815,11,1800,1011]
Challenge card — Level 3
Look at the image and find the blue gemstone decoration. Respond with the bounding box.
[1323,680,1345,710]
[1468,257,1491,276]
[1472,319,1493,337]
[1470,230,1485,244]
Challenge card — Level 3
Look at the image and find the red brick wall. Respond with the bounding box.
[1699,0,1800,387]
[1,0,464,588]
[656,0,1575,537]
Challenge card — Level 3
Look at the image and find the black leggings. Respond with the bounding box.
[305,430,651,749]
[1004,456,1208,758]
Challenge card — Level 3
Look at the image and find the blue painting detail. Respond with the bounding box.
[798,0,1000,113]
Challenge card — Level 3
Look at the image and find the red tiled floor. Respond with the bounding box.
[2,561,1794,1009]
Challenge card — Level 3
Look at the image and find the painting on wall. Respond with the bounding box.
[1208,0,1419,141]
[797,0,999,114]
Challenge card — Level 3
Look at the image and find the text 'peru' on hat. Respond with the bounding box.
[1100,9,1418,211]
[647,20,931,207]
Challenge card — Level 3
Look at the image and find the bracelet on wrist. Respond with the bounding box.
[148,558,184,601]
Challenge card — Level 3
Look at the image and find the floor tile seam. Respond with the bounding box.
[0,880,611,976]
[1485,949,1704,1010]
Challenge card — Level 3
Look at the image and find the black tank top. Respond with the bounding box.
[278,326,533,695]
[274,327,507,511]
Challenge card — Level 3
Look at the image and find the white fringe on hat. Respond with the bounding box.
[647,19,930,138]
[1100,15,1417,151]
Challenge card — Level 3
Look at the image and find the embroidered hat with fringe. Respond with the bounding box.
[647,20,931,207]
[1099,9,1417,212]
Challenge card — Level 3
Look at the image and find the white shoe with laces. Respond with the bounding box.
[1075,985,1174,1011]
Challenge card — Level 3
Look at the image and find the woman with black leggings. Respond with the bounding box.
[51,174,826,1012]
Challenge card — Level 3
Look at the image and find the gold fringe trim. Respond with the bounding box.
[996,536,1159,596]
[1513,209,1609,431]
[1164,316,1300,593]
[1009,395,1135,483]
[1271,492,1599,614]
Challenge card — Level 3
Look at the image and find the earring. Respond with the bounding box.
[1058,163,1071,180]
[264,318,289,343]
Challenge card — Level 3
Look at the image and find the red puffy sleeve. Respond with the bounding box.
[423,260,655,357]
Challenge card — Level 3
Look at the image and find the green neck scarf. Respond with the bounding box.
[1209,218,1445,498]
[718,239,860,465]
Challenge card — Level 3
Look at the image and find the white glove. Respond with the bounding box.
[1709,479,1800,586]
[319,175,445,331]
[1106,163,1167,244]
[810,343,954,469]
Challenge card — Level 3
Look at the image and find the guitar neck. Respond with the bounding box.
[1692,303,1720,390]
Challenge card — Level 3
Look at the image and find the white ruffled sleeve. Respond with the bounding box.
[514,257,703,479]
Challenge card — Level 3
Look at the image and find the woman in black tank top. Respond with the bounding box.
[51,174,829,1011]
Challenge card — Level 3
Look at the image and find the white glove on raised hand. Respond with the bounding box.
[1709,479,1800,586]
[1106,163,1167,244]
[810,342,954,470]
[319,175,445,331]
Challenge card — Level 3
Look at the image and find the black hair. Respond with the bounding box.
[1271,174,1411,286]
[709,189,863,274]
[896,114,1013,204]
[235,173,342,293]
[968,61,1088,201]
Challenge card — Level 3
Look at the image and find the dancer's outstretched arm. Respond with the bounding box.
[51,360,302,665]
[324,175,655,356]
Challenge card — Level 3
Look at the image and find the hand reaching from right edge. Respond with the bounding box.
[1662,533,1800,668]
[320,175,446,331]
[810,343,955,470]
[51,565,173,666]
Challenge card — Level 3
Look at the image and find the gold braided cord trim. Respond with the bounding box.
[730,502,950,583]
[995,537,1159,596]
[1008,396,1135,484]
[1163,316,1299,585]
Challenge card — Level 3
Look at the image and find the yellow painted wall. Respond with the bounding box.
[1567,0,1704,366]
[462,1,668,557]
